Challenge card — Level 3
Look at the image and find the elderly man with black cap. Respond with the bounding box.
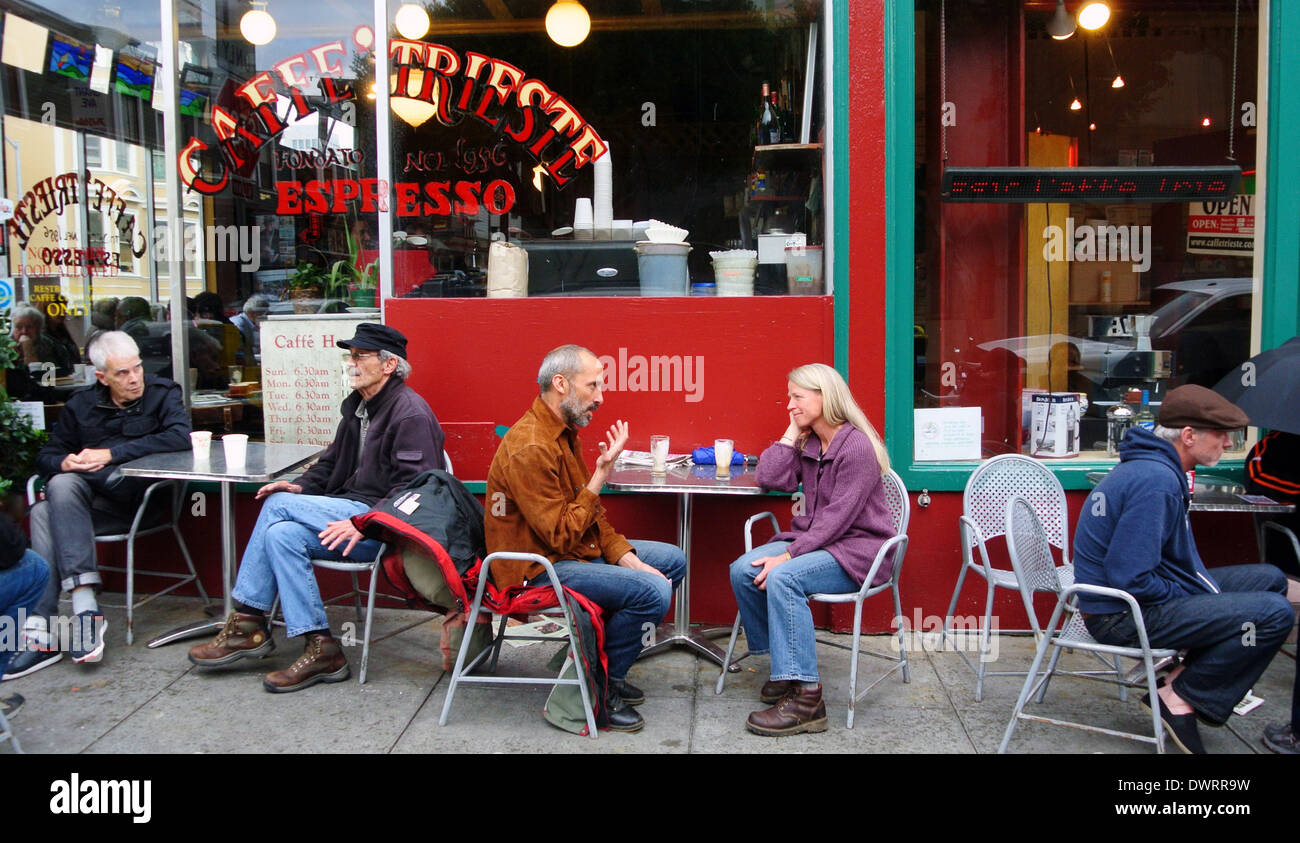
[1073,384,1294,753]
[189,323,445,691]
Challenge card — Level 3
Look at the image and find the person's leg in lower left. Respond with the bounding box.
[0,551,51,679]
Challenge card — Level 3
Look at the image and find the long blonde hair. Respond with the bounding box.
[788,363,890,473]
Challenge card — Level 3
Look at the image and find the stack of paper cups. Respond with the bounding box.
[593,142,613,235]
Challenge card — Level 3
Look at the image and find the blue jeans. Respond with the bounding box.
[1,551,51,676]
[231,493,380,638]
[1085,564,1294,725]
[730,540,857,683]
[529,540,685,682]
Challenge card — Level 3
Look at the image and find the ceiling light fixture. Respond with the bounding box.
[391,68,438,127]
[239,0,276,46]
[395,4,430,40]
[1078,2,1111,31]
[545,0,590,48]
[1047,0,1076,40]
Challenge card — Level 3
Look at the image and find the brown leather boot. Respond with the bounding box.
[746,684,828,736]
[188,612,274,667]
[760,679,796,704]
[262,633,350,693]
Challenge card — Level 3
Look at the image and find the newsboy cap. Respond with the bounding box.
[1158,384,1251,430]
[337,323,408,359]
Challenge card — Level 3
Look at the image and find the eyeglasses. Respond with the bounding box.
[343,351,378,363]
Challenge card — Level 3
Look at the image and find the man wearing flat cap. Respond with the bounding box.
[1073,384,1294,753]
[189,323,445,691]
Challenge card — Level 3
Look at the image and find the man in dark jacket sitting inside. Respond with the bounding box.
[189,324,444,692]
[3,331,190,679]
[1074,384,1294,754]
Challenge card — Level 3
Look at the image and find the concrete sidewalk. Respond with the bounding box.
[3,595,1294,754]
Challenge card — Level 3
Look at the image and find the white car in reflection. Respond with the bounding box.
[976,277,1252,388]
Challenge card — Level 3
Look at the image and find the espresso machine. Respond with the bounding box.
[1080,313,1173,450]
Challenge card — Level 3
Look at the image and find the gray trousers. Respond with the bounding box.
[31,472,142,618]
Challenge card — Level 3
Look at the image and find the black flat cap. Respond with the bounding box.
[1159,384,1251,430]
[337,323,408,359]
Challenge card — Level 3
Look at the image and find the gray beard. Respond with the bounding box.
[560,393,596,428]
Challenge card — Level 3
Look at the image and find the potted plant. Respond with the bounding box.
[324,224,379,309]
[0,325,49,515]
[287,261,325,314]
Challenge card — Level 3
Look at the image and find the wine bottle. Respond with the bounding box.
[757,81,777,146]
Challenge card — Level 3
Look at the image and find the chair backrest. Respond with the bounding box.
[1005,495,1063,636]
[881,469,910,536]
[442,449,454,477]
[1005,496,1062,594]
[963,454,1069,559]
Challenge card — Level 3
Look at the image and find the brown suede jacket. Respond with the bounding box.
[485,395,633,586]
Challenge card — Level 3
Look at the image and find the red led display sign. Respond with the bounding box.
[941,166,1242,203]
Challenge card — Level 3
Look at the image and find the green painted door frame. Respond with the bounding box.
[880,1,1300,492]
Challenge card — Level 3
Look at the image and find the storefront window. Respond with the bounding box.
[381,2,828,299]
[913,0,1259,461]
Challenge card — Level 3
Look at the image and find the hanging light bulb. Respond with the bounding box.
[545,0,590,47]
[1070,97,1082,111]
[1089,122,1097,131]
[1078,2,1111,31]
[390,68,439,127]
[1047,0,1076,40]
[395,4,430,40]
[239,0,276,46]
[1111,74,1125,88]
[1202,117,1212,127]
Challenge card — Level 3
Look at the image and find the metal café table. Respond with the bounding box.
[121,442,325,648]
[1085,471,1297,514]
[606,461,765,669]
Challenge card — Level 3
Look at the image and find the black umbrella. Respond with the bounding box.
[1212,336,1300,434]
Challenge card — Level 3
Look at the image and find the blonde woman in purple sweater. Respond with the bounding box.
[731,363,896,736]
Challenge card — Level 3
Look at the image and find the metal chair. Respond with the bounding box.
[998,497,1180,753]
[27,475,207,646]
[714,469,912,728]
[286,450,454,685]
[0,703,20,753]
[940,454,1070,700]
[438,551,599,739]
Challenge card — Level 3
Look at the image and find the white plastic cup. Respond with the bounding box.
[714,438,734,480]
[190,430,212,461]
[222,434,248,468]
[650,435,670,475]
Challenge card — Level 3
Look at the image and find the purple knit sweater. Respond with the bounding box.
[755,424,897,586]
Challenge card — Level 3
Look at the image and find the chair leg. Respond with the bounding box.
[975,580,997,702]
[847,600,864,730]
[998,635,1056,753]
[358,567,379,685]
[125,539,135,646]
[941,561,971,645]
[350,572,363,623]
[173,526,208,604]
[439,580,490,727]
[486,613,509,674]
[892,581,910,683]
[1036,640,1065,703]
[1142,655,1167,754]
[714,613,742,695]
